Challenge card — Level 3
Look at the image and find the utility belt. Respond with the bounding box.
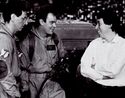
[30,71,50,75]
[20,67,50,74]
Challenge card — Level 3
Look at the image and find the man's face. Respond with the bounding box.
[33,2,40,13]
[45,13,57,34]
[95,18,111,38]
[12,11,27,31]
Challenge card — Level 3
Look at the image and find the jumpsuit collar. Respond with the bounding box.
[0,23,14,38]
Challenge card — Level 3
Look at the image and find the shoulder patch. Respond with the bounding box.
[0,49,9,58]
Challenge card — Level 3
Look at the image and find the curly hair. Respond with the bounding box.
[96,8,121,33]
[2,0,29,23]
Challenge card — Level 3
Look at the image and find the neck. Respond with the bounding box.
[104,30,116,42]
[37,25,52,38]
[33,26,46,38]
[5,21,15,36]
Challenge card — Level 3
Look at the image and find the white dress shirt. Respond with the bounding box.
[80,34,125,86]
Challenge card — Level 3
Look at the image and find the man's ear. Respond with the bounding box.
[109,24,112,29]
[11,14,17,21]
[39,19,44,25]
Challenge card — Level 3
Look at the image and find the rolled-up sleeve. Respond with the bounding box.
[80,40,103,80]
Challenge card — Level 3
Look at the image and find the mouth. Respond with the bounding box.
[51,28,55,31]
[19,27,23,31]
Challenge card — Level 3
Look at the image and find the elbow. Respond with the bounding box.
[80,64,89,76]
[109,69,119,78]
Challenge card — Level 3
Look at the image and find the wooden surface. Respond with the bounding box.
[55,23,98,50]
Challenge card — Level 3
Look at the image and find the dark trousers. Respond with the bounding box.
[78,76,125,97]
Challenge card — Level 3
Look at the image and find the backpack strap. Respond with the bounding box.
[28,31,35,62]
[52,33,59,46]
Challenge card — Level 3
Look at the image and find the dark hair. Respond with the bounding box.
[2,0,29,22]
[33,5,55,28]
[97,8,120,33]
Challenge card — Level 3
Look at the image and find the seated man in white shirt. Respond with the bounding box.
[80,8,125,97]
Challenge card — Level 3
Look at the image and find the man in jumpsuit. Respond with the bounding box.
[0,0,28,97]
[19,6,66,98]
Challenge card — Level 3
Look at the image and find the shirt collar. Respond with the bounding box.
[111,34,120,43]
[101,34,120,43]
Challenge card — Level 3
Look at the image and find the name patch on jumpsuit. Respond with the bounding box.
[47,45,56,51]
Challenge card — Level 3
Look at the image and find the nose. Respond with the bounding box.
[95,24,98,30]
[25,20,28,25]
[53,23,56,28]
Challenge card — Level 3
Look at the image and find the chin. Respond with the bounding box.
[18,28,21,31]
[51,29,54,33]
[19,28,23,31]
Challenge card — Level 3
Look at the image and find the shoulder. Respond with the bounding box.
[0,32,11,41]
[0,32,12,48]
[0,32,13,59]
[88,38,101,46]
[117,35,125,46]
[119,35,125,42]
[92,37,101,42]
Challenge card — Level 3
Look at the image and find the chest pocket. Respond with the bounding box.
[46,45,56,51]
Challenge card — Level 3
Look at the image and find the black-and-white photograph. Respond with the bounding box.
[0,0,125,98]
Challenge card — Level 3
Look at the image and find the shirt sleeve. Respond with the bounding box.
[80,39,103,80]
[0,34,21,97]
[0,34,13,79]
[19,36,30,68]
[104,43,125,77]
[0,60,8,79]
